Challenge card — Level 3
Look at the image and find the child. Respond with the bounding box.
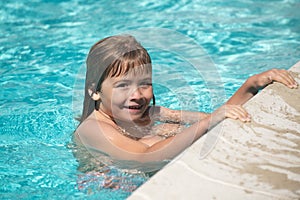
[74,35,298,168]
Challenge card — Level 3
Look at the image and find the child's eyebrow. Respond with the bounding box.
[141,78,152,81]
[113,79,131,85]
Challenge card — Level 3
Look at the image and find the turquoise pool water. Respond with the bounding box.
[1,0,299,199]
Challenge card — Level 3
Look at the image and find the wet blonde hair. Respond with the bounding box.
[80,35,153,123]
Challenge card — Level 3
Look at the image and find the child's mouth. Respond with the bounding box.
[124,104,144,113]
[127,105,143,110]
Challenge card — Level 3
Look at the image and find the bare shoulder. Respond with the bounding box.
[153,106,181,122]
[75,118,108,148]
[150,105,173,116]
[75,114,149,158]
[76,111,115,137]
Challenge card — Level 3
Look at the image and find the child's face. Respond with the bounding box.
[99,67,153,123]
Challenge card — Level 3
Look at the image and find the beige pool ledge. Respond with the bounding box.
[129,61,300,200]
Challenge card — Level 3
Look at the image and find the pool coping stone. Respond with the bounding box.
[128,61,300,200]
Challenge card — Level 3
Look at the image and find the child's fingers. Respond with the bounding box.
[271,70,298,88]
[234,106,251,122]
[226,105,251,122]
[283,71,298,88]
[225,112,238,120]
[276,71,294,86]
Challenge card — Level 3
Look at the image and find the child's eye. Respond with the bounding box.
[140,82,152,88]
[116,83,129,88]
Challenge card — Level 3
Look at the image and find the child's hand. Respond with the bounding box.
[223,104,251,122]
[254,69,298,89]
[212,104,251,123]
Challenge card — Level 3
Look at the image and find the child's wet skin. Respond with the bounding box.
[74,34,298,169]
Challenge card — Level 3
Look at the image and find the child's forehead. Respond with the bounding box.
[123,69,152,79]
[118,66,151,77]
[109,69,151,82]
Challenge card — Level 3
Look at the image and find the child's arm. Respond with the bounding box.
[154,106,210,124]
[226,69,298,105]
[76,104,249,163]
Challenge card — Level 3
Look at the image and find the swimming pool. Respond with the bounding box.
[1,0,299,199]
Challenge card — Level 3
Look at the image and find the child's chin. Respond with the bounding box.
[115,109,147,122]
[115,114,140,122]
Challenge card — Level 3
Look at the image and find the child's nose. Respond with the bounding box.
[130,87,143,99]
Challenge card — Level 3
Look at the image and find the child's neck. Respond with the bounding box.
[115,115,152,129]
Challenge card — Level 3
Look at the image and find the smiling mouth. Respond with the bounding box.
[125,105,143,110]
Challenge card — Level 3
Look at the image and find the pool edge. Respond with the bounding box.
[128,61,300,200]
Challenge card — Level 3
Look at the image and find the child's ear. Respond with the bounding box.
[88,89,101,101]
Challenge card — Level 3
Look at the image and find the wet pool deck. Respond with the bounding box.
[129,61,300,200]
